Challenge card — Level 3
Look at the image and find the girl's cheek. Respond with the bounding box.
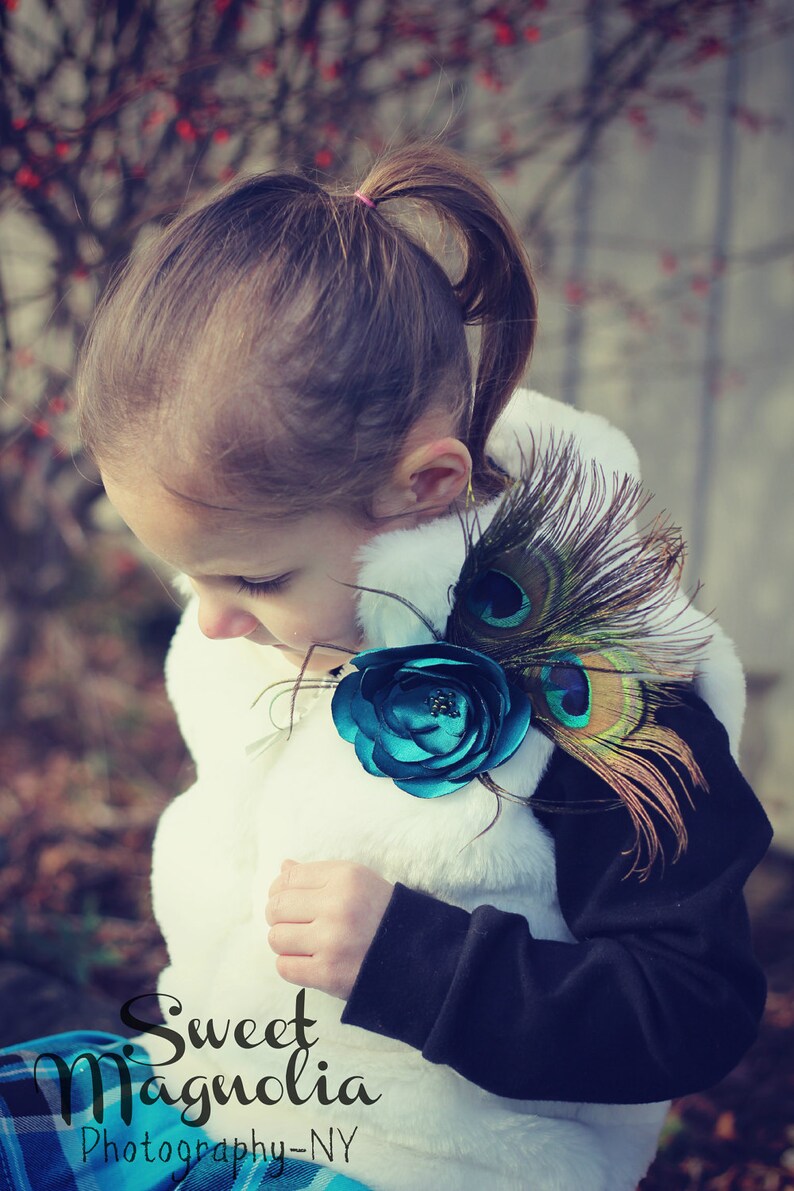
[278,615,311,645]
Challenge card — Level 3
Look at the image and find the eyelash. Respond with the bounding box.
[234,574,291,598]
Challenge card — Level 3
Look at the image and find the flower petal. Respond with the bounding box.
[330,674,359,742]
[377,723,434,764]
[393,773,470,798]
[371,738,431,780]
[354,730,383,777]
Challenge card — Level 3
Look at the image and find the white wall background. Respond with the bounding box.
[509,17,794,846]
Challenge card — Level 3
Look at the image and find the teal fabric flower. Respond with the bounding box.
[331,643,532,798]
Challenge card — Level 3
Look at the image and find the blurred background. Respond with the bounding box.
[1,1,792,1186]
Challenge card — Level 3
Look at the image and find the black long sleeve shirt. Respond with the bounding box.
[341,689,773,1104]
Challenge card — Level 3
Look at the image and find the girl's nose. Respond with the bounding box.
[196,595,261,641]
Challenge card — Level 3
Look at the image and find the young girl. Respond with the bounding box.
[26,144,771,1190]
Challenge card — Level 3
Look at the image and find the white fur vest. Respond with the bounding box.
[149,390,746,1191]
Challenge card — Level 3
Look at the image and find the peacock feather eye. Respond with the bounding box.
[465,569,532,629]
[540,651,592,729]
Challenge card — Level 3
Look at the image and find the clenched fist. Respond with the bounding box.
[266,859,394,1000]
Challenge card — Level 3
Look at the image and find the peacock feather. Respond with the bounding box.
[446,436,711,877]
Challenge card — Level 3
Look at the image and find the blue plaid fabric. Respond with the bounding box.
[0,1033,370,1190]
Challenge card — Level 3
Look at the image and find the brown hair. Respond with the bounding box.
[76,142,537,519]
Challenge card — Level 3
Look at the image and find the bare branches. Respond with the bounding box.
[0,0,788,721]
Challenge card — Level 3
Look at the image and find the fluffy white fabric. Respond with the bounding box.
[150,389,745,1191]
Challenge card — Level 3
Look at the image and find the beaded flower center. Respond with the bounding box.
[425,688,461,718]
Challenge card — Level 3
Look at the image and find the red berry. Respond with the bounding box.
[15,165,41,189]
[114,551,140,577]
[691,36,726,64]
[321,61,342,81]
[475,69,502,92]
[494,22,516,46]
[564,281,586,305]
[175,118,197,141]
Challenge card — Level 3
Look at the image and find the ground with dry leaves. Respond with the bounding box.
[1,540,792,1190]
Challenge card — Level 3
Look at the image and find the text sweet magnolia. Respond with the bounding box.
[34,990,380,1127]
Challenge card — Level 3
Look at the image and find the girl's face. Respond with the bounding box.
[101,469,381,671]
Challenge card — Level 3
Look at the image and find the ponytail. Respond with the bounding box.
[356,144,538,490]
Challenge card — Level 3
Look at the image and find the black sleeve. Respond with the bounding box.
[341,689,773,1104]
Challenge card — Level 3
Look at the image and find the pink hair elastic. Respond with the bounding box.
[354,189,377,209]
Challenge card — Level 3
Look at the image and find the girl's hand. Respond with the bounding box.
[266,859,394,1000]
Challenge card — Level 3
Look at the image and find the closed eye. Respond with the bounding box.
[234,574,292,597]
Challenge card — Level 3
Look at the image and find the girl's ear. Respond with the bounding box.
[374,436,473,520]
